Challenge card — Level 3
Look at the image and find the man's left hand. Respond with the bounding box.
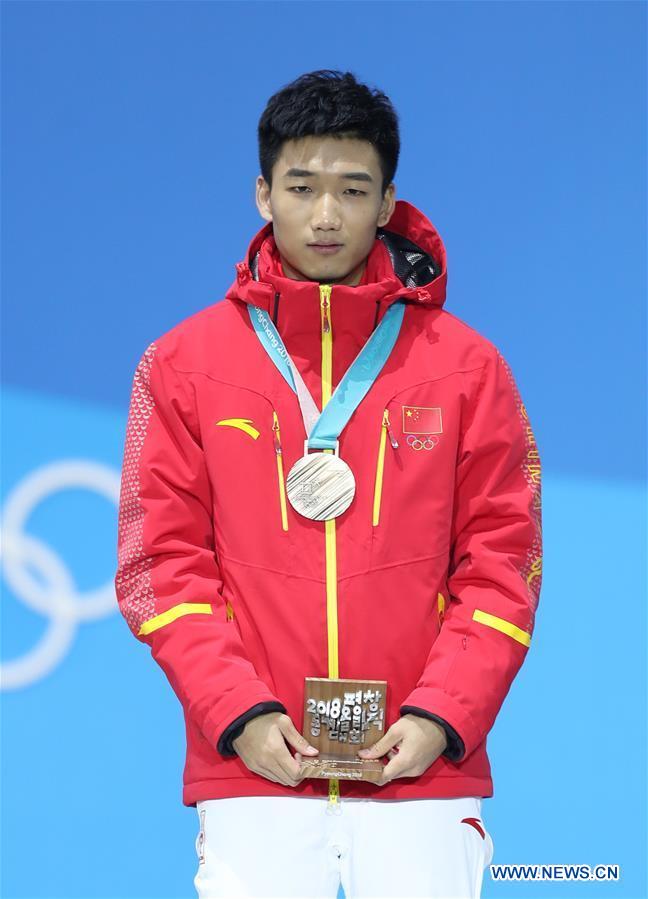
[356,714,448,786]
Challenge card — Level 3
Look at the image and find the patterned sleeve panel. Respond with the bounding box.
[114,342,285,753]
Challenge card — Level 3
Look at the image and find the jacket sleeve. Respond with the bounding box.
[114,341,286,756]
[399,347,543,762]
[398,709,466,762]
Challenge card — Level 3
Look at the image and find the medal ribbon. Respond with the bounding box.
[248,298,406,450]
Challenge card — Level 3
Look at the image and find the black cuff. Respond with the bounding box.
[217,701,287,757]
[400,706,466,762]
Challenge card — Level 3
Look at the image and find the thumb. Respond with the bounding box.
[357,727,401,758]
[278,716,319,754]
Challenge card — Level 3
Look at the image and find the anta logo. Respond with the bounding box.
[402,405,443,452]
[461,817,486,839]
[215,418,260,440]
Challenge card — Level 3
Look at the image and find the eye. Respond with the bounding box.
[287,186,366,196]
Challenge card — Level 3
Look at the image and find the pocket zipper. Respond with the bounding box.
[372,408,399,526]
[272,410,289,531]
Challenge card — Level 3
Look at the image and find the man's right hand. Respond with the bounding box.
[232,712,320,787]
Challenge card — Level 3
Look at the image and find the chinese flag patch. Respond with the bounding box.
[402,405,443,434]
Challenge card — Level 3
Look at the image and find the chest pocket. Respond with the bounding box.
[201,381,295,572]
[369,383,460,568]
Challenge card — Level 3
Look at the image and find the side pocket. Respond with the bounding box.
[272,410,289,531]
[372,408,398,526]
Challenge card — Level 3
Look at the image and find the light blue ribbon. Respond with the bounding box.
[248,298,406,450]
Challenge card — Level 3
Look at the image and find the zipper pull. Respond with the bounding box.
[320,286,331,333]
[326,778,342,815]
[322,295,331,333]
[272,410,282,454]
[384,409,399,449]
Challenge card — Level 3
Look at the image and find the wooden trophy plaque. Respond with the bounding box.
[298,677,388,784]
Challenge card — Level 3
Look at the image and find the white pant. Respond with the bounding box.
[193,795,494,898]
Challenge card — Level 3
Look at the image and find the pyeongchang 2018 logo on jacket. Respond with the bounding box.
[401,405,443,452]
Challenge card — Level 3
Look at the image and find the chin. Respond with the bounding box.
[296,261,345,282]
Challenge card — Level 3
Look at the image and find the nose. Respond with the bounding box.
[310,193,342,232]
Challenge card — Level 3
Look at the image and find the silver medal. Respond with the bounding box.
[286,440,356,521]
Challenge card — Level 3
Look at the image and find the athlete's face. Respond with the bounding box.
[255,135,396,287]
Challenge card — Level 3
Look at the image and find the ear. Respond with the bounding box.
[256,175,273,223]
[377,183,396,228]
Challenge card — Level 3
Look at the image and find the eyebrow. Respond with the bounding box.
[283,167,374,183]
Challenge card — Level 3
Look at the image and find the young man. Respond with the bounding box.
[115,70,543,898]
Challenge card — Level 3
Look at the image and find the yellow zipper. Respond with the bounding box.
[272,410,289,531]
[320,284,341,810]
[225,599,235,621]
[372,408,398,526]
[320,285,332,393]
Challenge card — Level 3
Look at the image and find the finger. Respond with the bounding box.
[262,762,297,787]
[278,717,319,755]
[357,726,402,759]
[261,731,303,785]
[379,754,415,785]
[295,750,320,780]
[273,747,304,786]
[294,751,305,775]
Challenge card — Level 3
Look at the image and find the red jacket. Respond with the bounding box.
[114,199,543,808]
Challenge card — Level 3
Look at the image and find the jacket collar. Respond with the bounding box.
[224,199,449,405]
[224,198,448,318]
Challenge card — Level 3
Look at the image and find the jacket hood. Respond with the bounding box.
[224,199,448,319]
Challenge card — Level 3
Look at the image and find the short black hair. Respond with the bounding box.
[258,69,400,197]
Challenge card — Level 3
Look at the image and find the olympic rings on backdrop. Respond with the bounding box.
[1,460,121,690]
